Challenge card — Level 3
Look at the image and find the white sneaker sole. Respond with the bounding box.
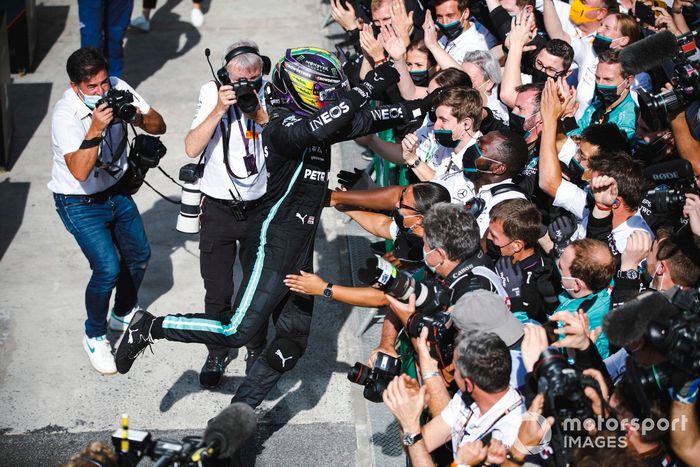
[83,338,118,375]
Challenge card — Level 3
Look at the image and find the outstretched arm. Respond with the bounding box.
[331,185,404,210]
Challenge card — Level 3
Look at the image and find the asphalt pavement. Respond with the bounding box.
[0,1,403,465]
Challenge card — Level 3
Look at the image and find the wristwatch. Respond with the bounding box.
[617,269,639,280]
[402,432,423,446]
[323,282,334,300]
[407,159,421,168]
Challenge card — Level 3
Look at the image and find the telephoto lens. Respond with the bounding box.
[176,163,203,234]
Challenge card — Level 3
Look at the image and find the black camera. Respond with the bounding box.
[97,88,137,123]
[179,162,204,184]
[121,135,167,195]
[639,30,699,131]
[348,351,401,403]
[232,78,261,114]
[406,311,457,368]
[534,348,598,424]
[358,256,453,313]
[642,159,699,215]
[643,287,700,376]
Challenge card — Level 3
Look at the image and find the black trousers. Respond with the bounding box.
[198,197,266,358]
[163,213,317,407]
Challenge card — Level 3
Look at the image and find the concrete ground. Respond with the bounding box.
[0,1,402,465]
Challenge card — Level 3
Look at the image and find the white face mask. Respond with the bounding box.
[560,275,578,294]
[423,247,443,273]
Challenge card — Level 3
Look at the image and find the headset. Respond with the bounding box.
[215,46,271,86]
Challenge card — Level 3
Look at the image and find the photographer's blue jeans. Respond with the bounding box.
[78,0,134,77]
[54,193,150,338]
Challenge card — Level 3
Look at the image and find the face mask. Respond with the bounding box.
[250,76,264,92]
[569,0,602,25]
[508,111,531,139]
[567,156,586,182]
[409,69,430,87]
[433,128,461,149]
[592,34,616,54]
[530,67,551,84]
[82,92,103,110]
[463,143,500,174]
[560,275,578,294]
[428,109,437,123]
[437,18,464,42]
[393,209,421,234]
[486,239,503,260]
[423,247,443,273]
[595,82,622,106]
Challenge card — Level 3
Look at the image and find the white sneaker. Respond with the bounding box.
[130,15,151,32]
[190,8,204,28]
[109,306,140,332]
[83,335,117,375]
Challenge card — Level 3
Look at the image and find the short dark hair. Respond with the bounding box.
[434,86,483,128]
[588,150,644,210]
[486,129,529,177]
[570,239,616,292]
[412,182,452,214]
[579,124,631,155]
[515,82,544,113]
[423,203,481,261]
[66,47,109,84]
[456,331,511,393]
[407,38,437,68]
[435,0,470,13]
[489,199,542,248]
[655,226,700,287]
[544,39,575,71]
[432,67,472,89]
[597,48,632,77]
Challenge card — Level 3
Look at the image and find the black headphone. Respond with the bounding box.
[216,46,271,85]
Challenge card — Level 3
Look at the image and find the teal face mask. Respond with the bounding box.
[82,93,103,110]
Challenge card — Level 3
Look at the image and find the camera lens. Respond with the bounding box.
[118,103,137,123]
[347,362,371,386]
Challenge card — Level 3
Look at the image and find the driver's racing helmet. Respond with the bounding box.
[265,47,349,117]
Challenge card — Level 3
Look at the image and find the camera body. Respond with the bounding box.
[639,30,700,130]
[122,135,167,195]
[110,428,204,466]
[534,349,598,424]
[358,256,453,313]
[97,88,137,123]
[406,311,457,368]
[348,352,401,403]
[232,78,261,114]
[645,287,700,375]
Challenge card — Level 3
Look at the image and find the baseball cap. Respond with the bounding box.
[450,290,524,347]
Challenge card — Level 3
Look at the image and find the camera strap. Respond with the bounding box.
[220,107,258,180]
[94,120,128,178]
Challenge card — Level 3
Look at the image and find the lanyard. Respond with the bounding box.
[456,393,524,444]
[219,107,259,180]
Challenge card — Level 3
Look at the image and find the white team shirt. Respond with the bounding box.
[439,23,490,64]
[415,127,481,177]
[190,80,267,201]
[432,173,527,235]
[49,77,151,195]
[441,387,525,455]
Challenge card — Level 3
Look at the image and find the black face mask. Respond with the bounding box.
[508,111,528,137]
[436,19,464,42]
[428,109,437,123]
[592,34,614,55]
[595,83,621,106]
[529,68,550,84]
[409,69,430,87]
[433,129,460,149]
[485,238,502,260]
[567,157,585,183]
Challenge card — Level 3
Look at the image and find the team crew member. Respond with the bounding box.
[116,48,425,408]
[184,40,270,388]
[49,48,166,374]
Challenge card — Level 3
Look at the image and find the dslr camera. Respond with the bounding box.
[639,30,700,130]
[534,348,599,424]
[217,68,261,114]
[97,88,137,123]
[643,159,699,213]
[123,134,167,195]
[406,311,457,368]
[348,351,401,403]
[358,256,453,313]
